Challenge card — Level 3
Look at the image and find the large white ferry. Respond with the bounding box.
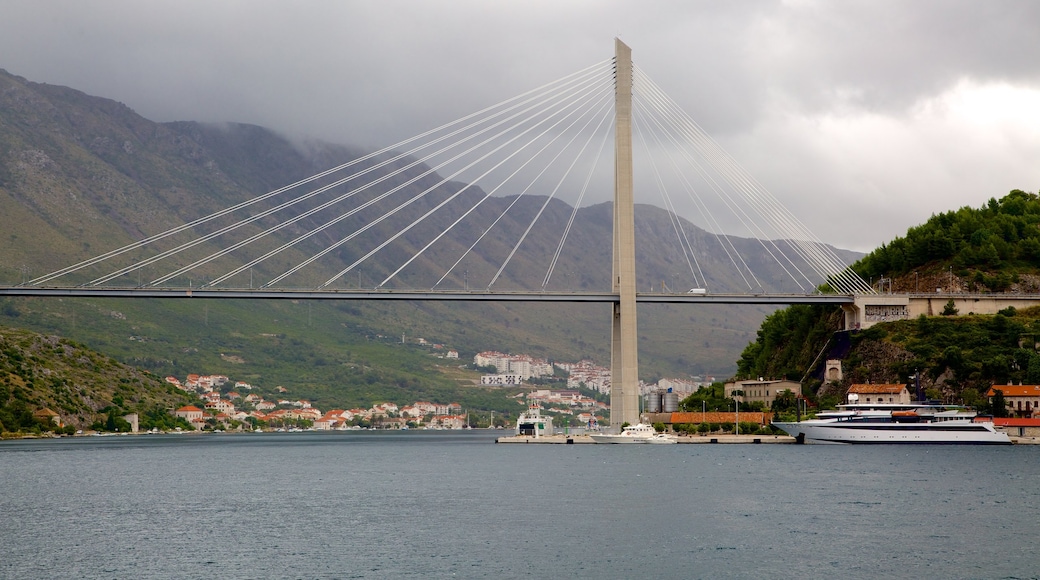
[772,402,1011,445]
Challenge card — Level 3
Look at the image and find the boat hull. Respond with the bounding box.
[773,420,1012,445]
[589,434,650,444]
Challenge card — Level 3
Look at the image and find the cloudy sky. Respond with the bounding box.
[2,0,1039,252]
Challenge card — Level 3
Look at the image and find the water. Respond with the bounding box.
[2,432,1038,579]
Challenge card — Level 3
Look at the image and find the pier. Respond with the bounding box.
[496,434,797,444]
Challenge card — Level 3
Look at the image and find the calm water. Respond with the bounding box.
[1,432,1038,579]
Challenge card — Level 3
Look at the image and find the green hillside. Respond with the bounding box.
[0,325,194,434]
[738,189,1040,406]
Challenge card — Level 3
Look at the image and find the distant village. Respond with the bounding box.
[167,346,716,432]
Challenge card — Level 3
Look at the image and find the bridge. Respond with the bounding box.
[0,286,855,304]
[4,39,890,428]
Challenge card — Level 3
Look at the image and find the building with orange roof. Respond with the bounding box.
[174,405,204,422]
[986,385,1040,418]
[988,417,1040,437]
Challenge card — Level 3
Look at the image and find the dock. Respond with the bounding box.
[496,434,797,444]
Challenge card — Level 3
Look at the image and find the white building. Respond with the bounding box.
[481,374,524,386]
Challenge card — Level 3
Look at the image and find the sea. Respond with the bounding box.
[1,431,1038,580]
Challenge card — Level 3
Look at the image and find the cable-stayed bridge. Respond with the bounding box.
[1,40,876,427]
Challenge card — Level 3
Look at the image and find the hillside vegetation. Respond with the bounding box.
[739,189,1040,405]
[0,325,194,434]
[857,189,1040,293]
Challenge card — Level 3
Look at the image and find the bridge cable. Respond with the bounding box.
[542,108,614,290]
[635,68,867,293]
[29,60,605,286]
[165,63,613,288]
[378,84,615,288]
[635,67,854,291]
[310,69,615,289]
[632,107,709,290]
[632,88,762,290]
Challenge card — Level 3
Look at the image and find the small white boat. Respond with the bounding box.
[589,423,657,444]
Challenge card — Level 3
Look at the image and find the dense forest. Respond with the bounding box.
[737,189,1040,406]
[857,189,1040,292]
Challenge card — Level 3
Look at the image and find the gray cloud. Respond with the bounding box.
[2,0,1038,252]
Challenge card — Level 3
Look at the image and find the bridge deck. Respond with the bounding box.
[0,286,853,304]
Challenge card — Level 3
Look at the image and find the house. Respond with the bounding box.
[378,417,410,430]
[33,408,61,426]
[204,399,235,414]
[413,401,438,415]
[427,414,466,429]
[846,383,911,404]
[725,379,803,407]
[314,413,340,430]
[986,385,1040,418]
[174,405,205,422]
[400,405,423,418]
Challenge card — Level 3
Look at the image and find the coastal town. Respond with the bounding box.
[163,348,716,433]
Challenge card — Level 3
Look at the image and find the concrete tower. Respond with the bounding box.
[610,38,640,428]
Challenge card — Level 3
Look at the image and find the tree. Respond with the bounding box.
[771,389,798,413]
[990,389,1009,418]
[942,300,959,316]
[961,387,980,408]
[104,409,132,432]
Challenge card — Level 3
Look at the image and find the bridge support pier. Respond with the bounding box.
[610,38,641,428]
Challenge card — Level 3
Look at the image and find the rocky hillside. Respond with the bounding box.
[0,325,193,433]
[737,189,1040,407]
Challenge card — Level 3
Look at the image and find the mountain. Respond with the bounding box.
[0,68,861,409]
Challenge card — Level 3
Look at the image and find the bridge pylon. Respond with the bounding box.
[610,38,640,428]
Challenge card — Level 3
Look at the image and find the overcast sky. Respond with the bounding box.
[2,0,1039,252]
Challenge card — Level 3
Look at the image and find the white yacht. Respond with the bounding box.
[772,402,1011,445]
[589,422,657,444]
